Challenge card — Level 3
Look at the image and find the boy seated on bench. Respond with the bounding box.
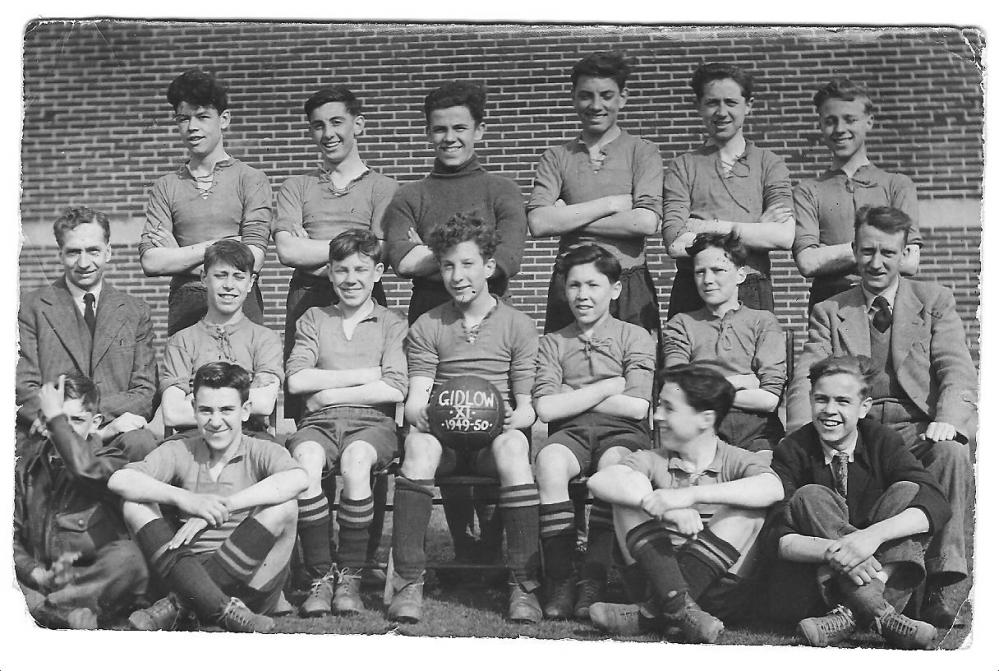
[285,229,408,617]
[663,232,785,451]
[159,240,282,437]
[586,363,783,643]
[532,244,656,621]
[387,211,542,625]
[769,355,947,649]
[109,362,307,632]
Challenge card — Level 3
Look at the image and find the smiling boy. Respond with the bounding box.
[527,52,664,342]
[585,364,783,643]
[284,229,407,617]
[110,362,308,632]
[274,87,398,419]
[532,244,656,620]
[770,355,947,649]
[663,63,794,317]
[387,212,541,625]
[793,79,922,309]
[664,232,785,451]
[140,69,272,336]
[158,240,283,435]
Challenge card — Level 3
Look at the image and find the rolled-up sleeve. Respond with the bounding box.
[761,153,793,212]
[380,313,409,396]
[491,178,528,281]
[631,139,664,218]
[663,315,693,368]
[252,328,285,385]
[405,316,440,380]
[383,188,420,275]
[526,148,564,211]
[532,334,563,399]
[792,181,821,256]
[160,332,195,395]
[239,169,273,251]
[509,313,539,398]
[274,176,305,236]
[285,308,321,380]
[753,314,787,397]
[622,325,655,400]
[139,177,175,257]
[662,156,693,247]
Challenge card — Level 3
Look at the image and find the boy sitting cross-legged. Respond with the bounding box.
[533,244,656,620]
[109,362,308,633]
[664,232,786,452]
[769,355,947,649]
[586,363,784,643]
[387,211,542,625]
[159,239,283,437]
[285,229,408,617]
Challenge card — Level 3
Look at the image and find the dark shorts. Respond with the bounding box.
[539,412,651,474]
[286,406,399,471]
[433,427,532,479]
[544,263,663,340]
[168,276,264,337]
[667,268,774,319]
[198,552,288,616]
[282,273,387,420]
[718,408,785,453]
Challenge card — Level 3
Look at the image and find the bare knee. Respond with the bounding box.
[122,501,161,533]
[292,441,326,475]
[341,441,377,478]
[402,431,441,478]
[255,499,299,534]
[491,431,529,470]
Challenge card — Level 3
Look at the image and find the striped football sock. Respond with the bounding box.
[336,495,374,570]
[297,492,333,578]
[499,483,541,587]
[540,500,576,581]
[204,517,276,592]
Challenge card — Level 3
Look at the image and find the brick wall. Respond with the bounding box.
[20,22,983,362]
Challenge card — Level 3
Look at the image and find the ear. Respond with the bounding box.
[87,413,104,436]
[219,109,231,131]
[744,96,755,114]
[699,409,716,432]
[858,396,874,419]
[610,279,623,300]
[200,268,209,287]
[735,265,748,286]
[373,262,385,282]
[864,113,875,131]
[484,256,497,279]
[240,399,252,422]
[473,122,486,142]
[619,87,629,109]
[353,114,366,136]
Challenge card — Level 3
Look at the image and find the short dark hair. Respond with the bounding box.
[427,211,499,260]
[659,364,736,431]
[690,63,753,100]
[53,207,111,248]
[555,244,622,283]
[304,86,361,120]
[203,239,255,275]
[424,82,486,125]
[193,362,251,403]
[167,69,229,113]
[61,372,100,414]
[808,355,875,398]
[685,232,749,268]
[813,78,873,114]
[571,52,631,90]
[328,228,383,265]
[854,205,911,244]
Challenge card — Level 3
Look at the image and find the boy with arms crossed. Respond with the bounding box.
[533,244,656,620]
[110,362,307,633]
[387,212,542,625]
[663,63,794,317]
[585,364,783,643]
[664,232,785,451]
[159,240,282,436]
[527,52,664,342]
[140,69,272,336]
[274,86,397,418]
[771,355,947,649]
[793,79,922,310]
[16,374,148,629]
[285,229,408,617]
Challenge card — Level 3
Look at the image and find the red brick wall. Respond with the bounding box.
[20,22,983,362]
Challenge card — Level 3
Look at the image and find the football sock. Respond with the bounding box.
[297,492,332,578]
[392,477,435,581]
[581,498,615,583]
[499,484,541,587]
[134,518,228,618]
[204,516,276,593]
[336,495,374,570]
[540,500,576,581]
[626,519,687,614]
[621,561,650,604]
[677,527,741,600]
[440,484,477,555]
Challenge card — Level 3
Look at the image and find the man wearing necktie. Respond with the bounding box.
[787,205,976,628]
[17,207,158,461]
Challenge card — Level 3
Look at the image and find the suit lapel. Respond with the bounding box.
[835,288,871,356]
[40,279,89,373]
[890,279,923,370]
[91,284,127,370]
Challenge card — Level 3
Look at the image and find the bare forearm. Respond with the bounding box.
[528,197,622,237]
[225,469,308,512]
[248,384,279,416]
[535,379,619,423]
[108,470,185,507]
[587,465,652,507]
[581,208,659,238]
[287,367,381,395]
[139,245,211,276]
[794,244,856,278]
[307,381,404,409]
[732,220,794,251]
[779,534,834,562]
[686,473,783,509]
[591,394,650,420]
[732,389,780,413]
[161,387,195,428]
[864,508,930,546]
[275,235,329,269]
[397,246,439,278]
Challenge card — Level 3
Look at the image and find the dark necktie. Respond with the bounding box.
[83,293,97,336]
[871,295,892,333]
[832,452,850,499]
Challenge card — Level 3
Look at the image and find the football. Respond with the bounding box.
[426,375,505,451]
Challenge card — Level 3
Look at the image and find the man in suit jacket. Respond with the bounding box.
[787,205,976,628]
[17,207,158,461]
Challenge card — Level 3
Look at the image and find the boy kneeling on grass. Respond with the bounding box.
[586,363,783,643]
[769,355,947,649]
[109,362,308,633]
